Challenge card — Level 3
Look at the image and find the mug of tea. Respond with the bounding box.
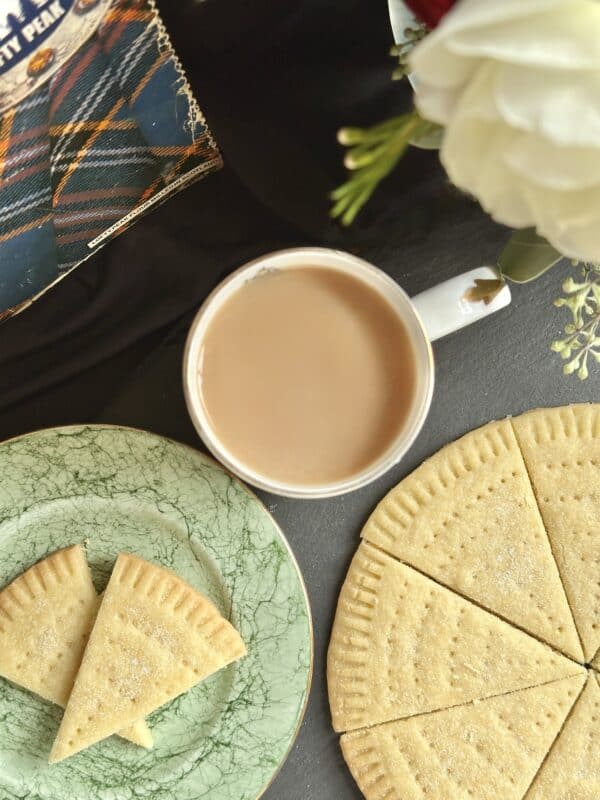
[183,248,510,498]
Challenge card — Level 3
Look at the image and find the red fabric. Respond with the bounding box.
[405,0,456,28]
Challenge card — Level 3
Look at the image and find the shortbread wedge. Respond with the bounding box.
[328,543,585,732]
[50,553,246,763]
[0,546,152,748]
[593,649,599,672]
[525,674,599,799]
[513,405,600,662]
[362,419,583,660]
[341,674,585,800]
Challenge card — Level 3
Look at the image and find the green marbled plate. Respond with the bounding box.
[0,426,312,800]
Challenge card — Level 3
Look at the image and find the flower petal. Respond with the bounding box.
[449,4,600,70]
[525,183,600,228]
[409,0,600,264]
[426,0,568,38]
[413,81,463,124]
[504,135,600,191]
[523,184,600,262]
[410,0,575,87]
[409,37,479,90]
[415,58,499,125]
[493,64,600,147]
[442,117,535,228]
[546,221,600,263]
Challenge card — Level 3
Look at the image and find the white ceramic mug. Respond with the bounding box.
[183,248,510,498]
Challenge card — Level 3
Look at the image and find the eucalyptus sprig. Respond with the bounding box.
[552,264,600,380]
[330,111,438,226]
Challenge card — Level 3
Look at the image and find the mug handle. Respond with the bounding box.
[411,267,511,343]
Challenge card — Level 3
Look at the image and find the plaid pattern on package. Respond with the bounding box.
[0,0,222,321]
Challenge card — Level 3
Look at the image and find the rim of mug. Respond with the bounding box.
[183,247,435,498]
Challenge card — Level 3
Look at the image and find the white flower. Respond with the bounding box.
[409,0,600,263]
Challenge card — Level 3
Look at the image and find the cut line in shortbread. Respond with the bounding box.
[0,546,151,748]
[331,406,600,800]
[512,405,600,663]
[327,543,585,733]
[50,553,246,763]
[362,419,583,661]
[341,674,585,800]
[524,674,600,799]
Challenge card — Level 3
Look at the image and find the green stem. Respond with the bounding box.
[331,112,425,226]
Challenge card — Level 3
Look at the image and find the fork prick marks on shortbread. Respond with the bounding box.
[50,554,245,763]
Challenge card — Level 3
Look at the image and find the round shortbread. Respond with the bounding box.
[329,405,600,799]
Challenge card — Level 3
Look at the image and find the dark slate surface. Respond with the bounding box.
[0,1,596,798]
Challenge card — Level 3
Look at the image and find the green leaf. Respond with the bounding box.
[330,111,421,226]
[498,228,563,284]
[410,122,443,150]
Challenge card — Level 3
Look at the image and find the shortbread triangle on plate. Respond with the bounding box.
[0,546,152,748]
[340,674,585,800]
[525,674,600,799]
[362,418,583,661]
[50,553,246,763]
[328,543,585,732]
[513,405,600,662]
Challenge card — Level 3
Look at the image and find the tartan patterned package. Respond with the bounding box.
[0,0,222,321]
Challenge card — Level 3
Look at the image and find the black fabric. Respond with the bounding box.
[0,0,466,435]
